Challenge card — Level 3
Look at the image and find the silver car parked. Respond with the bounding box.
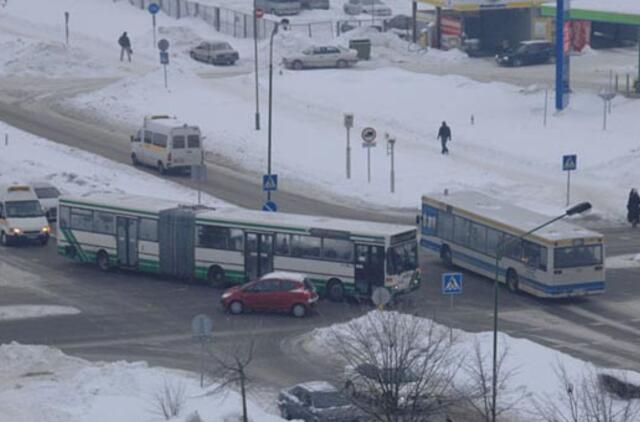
[189,41,239,65]
[283,46,358,70]
[343,0,392,16]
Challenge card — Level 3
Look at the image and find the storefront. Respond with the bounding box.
[415,0,548,54]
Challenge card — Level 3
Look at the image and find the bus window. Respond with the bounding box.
[291,235,321,258]
[276,233,290,255]
[453,216,471,245]
[187,135,200,148]
[437,211,454,240]
[469,222,487,253]
[554,245,602,269]
[70,208,93,231]
[139,218,158,242]
[144,131,153,144]
[59,205,70,228]
[486,228,503,257]
[387,242,417,275]
[172,136,185,149]
[322,238,353,262]
[503,234,522,260]
[523,241,547,270]
[93,211,116,235]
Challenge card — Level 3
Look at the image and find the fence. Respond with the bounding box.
[120,0,389,41]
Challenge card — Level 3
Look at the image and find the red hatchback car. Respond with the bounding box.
[221,272,319,318]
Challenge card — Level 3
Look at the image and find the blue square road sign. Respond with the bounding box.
[563,154,577,171]
[442,272,462,295]
[263,174,278,192]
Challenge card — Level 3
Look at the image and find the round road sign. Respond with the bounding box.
[148,2,160,14]
[191,314,213,338]
[372,287,392,307]
[361,127,377,144]
[255,8,264,18]
[157,38,170,52]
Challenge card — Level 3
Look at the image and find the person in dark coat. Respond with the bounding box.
[437,121,452,155]
[118,32,132,62]
[627,188,640,227]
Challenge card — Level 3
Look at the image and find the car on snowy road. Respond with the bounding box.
[495,40,554,67]
[282,46,358,70]
[31,181,61,222]
[278,381,362,421]
[301,0,330,10]
[189,41,239,65]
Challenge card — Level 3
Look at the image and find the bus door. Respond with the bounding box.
[355,244,385,296]
[116,217,138,267]
[245,232,274,281]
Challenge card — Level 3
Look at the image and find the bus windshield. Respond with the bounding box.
[554,245,603,269]
[387,242,417,275]
[6,200,44,218]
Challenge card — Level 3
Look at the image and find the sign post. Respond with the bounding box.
[253,4,263,130]
[148,3,160,46]
[158,38,170,89]
[386,133,396,193]
[562,154,577,206]
[555,0,571,110]
[191,314,213,388]
[442,272,462,342]
[361,127,377,183]
[262,174,278,212]
[191,163,207,205]
[598,88,616,131]
[344,113,354,179]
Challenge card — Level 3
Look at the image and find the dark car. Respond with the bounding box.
[189,41,239,65]
[278,381,362,421]
[221,271,318,317]
[495,40,554,67]
[301,0,329,9]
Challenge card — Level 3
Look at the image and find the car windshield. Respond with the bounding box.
[6,200,44,218]
[387,242,418,275]
[311,392,350,408]
[34,187,60,199]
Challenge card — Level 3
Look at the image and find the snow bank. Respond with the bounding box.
[0,343,285,422]
[0,305,80,321]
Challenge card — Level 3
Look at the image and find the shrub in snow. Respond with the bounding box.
[152,377,187,420]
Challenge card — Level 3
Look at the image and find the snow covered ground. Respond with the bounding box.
[308,311,640,421]
[2,0,637,224]
[0,343,285,422]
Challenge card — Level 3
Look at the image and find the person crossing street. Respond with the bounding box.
[437,121,452,155]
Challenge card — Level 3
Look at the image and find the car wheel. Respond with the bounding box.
[292,60,303,70]
[440,245,453,267]
[97,250,110,271]
[0,231,10,247]
[291,303,307,318]
[507,269,519,292]
[157,162,166,175]
[337,59,348,68]
[513,58,522,67]
[206,265,225,287]
[131,153,139,166]
[327,279,344,302]
[229,300,244,315]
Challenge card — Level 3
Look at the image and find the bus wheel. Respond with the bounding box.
[440,245,452,267]
[207,266,225,287]
[507,269,519,292]
[291,303,307,318]
[96,250,110,272]
[327,279,344,302]
[157,162,166,175]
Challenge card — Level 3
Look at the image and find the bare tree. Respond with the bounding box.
[533,362,640,422]
[457,339,529,422]
[208,339,255,422]
[151,377,187,420]
[328,310,462,422]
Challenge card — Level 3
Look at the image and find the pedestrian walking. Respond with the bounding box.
[118,32,132,62]
[437,121,452,155]
[627,188,640,228]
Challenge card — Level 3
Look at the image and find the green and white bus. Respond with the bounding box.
[57,194,421,300]
[419,191,605,298]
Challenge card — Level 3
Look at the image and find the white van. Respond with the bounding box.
[0,184,51,246]
[130,115,203,174]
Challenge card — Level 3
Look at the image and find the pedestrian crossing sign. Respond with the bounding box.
[562,154,577,171]
[442,273,462,295]
[262,174,278,192]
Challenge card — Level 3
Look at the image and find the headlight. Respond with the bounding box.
[41,226,51,233]
[221,292,232,299]
[10,228,22,235]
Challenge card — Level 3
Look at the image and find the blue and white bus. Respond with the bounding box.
[419,191,605,298]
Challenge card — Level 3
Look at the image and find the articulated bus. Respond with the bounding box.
[57,194,421,301]
[419,191,605,298]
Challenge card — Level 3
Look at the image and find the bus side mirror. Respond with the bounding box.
[415,214,422,226]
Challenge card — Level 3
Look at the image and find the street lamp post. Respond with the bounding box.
[490,201,592,422]
[267,19,289,202]
[253,0,260,130]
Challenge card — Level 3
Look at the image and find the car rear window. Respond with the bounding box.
[34,187,60,199]
[172,136,185,149]
[187,135,200,148]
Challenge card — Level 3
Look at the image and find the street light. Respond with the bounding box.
[267,18,289,202]
[490,201,592,422]
[253,0,260,130]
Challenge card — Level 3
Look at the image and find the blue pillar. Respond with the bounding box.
[555,0,570,110]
